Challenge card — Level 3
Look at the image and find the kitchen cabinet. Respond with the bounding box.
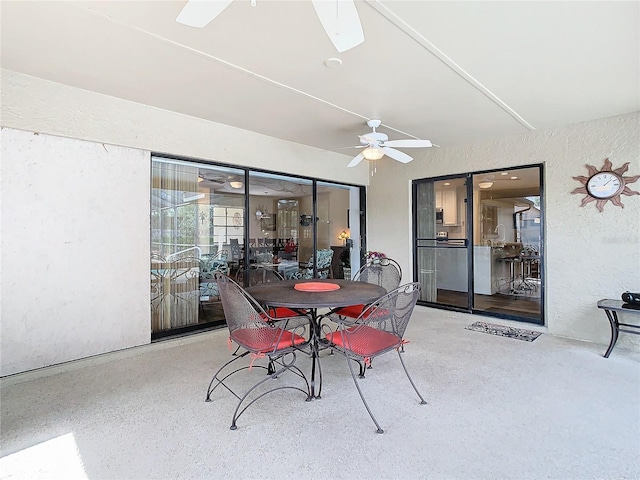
[442,189,458,225]
[436,188,459,225]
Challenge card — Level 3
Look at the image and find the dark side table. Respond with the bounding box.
[597,299,640,358]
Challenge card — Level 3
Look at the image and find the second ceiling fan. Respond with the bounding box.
[176,0,364,53]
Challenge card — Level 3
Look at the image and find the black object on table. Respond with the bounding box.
[246,279,386,398]
[597,299,640,358]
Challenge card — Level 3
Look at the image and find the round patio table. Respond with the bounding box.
[246,278,386,399]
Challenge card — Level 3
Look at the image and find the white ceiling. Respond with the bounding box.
[2,1,638,164]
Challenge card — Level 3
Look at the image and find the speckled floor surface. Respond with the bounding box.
[2,307,639,480]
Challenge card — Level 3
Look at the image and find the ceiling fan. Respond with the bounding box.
[346,119,433,168]
[176,0,364,53]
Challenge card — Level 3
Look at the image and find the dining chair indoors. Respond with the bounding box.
[236,263,284,286]
[286,248,334,279]
[325,282,426,434]
[206,273,311,430]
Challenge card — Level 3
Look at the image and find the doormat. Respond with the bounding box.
[465,321,542,342]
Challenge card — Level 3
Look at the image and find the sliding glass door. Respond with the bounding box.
[471,166,543,322]
[413,165,544,325]
[151,156,364,339]
[414,176,470,309]
[151,161,245,336]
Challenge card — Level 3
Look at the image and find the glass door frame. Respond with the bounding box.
[412,173,473,312]
[412,164,545,326]
[151,153,367,339]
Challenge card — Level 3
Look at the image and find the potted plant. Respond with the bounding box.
[366,251,386,264]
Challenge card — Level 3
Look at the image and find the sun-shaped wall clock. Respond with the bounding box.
[571,158,639,212]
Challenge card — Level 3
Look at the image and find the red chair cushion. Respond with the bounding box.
[233,328,306,353]
[326,325,400,357]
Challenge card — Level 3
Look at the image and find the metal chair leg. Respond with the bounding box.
[396,349,427,405]
[344,353,384,434]
[230,352,310,430]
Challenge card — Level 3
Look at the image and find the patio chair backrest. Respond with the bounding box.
[214,273,295,354]
[353,282,420,349]
[353,257,402,293]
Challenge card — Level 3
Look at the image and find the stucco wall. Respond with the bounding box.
[1,128,151,376]
[367,112,640,347]
[0,70,367,185]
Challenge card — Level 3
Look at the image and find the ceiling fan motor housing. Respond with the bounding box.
[360,132,388,145]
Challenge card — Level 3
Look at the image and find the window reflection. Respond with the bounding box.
[151,159,363,338]
[473,166,542,321]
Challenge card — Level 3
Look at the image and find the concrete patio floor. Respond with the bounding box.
[1,307,639,479]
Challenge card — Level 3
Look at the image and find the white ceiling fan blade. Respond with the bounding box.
[338,144,366,149]
[382,147,413,163]
[311,0,364,53]
[347,152,365,168]
[176,0,234,28]
[382,139,433,148]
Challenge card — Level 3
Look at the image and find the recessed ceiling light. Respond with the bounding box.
[478,181,493,189]
[324,57,343,68]
[444,182,450,186]
[511,176,519,180]
[501,172,509,176]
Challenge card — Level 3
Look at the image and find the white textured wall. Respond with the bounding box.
[0,70,368,375]
[368,112,640,348]
[1,69,638,375]
[0,70,366,185]
[1,128,151,376]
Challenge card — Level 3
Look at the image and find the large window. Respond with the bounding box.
[150,156,364,339]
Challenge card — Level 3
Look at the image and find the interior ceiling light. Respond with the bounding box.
[229,181,243,189]
[501,172,509,176]
[511,176,519,180]
[255,192,271,220]
[478,181,494,189]
[198,176,204,182]
[362,147,385,161]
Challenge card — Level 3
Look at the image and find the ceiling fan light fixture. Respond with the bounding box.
[479,181,494,189]
[229,181,243,189]
[362,147,385,161]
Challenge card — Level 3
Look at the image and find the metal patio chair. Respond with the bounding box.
[328,257,402,320]
[234,264,309,340]
[325,282,426,434]
[205,273,311,430]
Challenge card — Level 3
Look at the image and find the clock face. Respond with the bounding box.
[572,159,639,211]
[586,172,624,199]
